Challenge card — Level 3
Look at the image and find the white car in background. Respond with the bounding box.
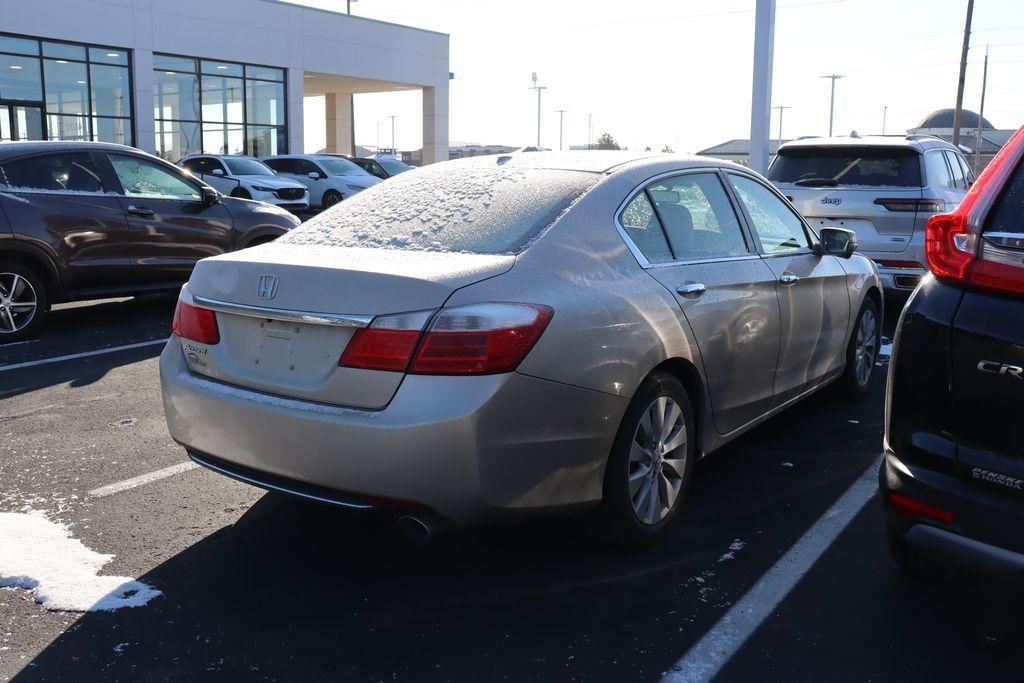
[179,155,309,212]
[260,154,381,209]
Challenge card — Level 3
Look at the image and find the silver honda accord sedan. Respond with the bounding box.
[160,151,881,544]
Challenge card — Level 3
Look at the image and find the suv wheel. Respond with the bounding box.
[591,371,695,546]
[841,297,879,397]
[321,190,343,209]
[0,261,48,342]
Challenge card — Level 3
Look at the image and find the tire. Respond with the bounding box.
[840,296,880,398]
[591,371,696,546]
[321,190,343,209]
[0,260,48,343]
[230,187,252,200]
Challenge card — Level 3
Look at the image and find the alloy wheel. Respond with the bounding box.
[628,396,687,525]
[854,308,877,387]
[0,272,37,335]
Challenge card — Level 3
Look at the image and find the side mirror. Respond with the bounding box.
[819,226,858,258]
[201,186,220,206]
[308,171,321,180]
[211,168,224,176]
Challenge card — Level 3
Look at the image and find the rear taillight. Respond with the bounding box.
[410,303,553,375]
[874,198,943,213]
[172,300,220,344]
[887,492,954,524]
[340,310,433,372]
[926,125,1024,296]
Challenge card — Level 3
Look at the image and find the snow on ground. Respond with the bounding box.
[879,343,893,357]
[0,510,161,612]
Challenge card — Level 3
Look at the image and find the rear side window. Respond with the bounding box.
[0,152,104,193]
[944,151,966,190]
[265,158,295,174]
[620,192,673,263]
[282,162,599,255]
[924,151,954,189]
[767,147,922,187]
[647,173,748,260]
[986,156,1024,235]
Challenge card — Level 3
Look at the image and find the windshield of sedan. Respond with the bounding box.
[224,158,275,176]
[316,157,372,177]
[281,161,599,254]
[768,147,922,187]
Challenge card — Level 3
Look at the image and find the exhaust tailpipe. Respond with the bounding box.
[397,512,448,543]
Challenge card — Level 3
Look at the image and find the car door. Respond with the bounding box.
[726,172,851,405]
[266,158,324,205]
[183,156,236,195]
[623,170,782,435]
[0,150,131,291]
[102,152,234,285]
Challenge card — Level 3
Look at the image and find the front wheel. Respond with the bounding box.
[321,190,343,209]
[841,297,879,397]
[591,371,695,546]
[0,261,48,343]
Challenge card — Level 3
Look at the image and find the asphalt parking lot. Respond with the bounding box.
[2,295,1023,682]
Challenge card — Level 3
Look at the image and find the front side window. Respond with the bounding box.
[729,174,810,254]
[619,192,673,263]
[109,154,200,201]
[0,152,104,193]
[647,173,748,260]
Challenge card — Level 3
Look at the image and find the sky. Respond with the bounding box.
[295,0,1024,155]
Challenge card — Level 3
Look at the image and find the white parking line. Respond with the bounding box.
[0,338,169,373]
[88,461,199,498]
[662,456,882,683]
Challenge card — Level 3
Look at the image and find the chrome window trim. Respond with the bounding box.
[614,166,755,269]
[191,295,374,328]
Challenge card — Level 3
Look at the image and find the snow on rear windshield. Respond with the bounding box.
[281,161,599,254]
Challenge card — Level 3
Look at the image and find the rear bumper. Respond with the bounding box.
[160,338,628,526]
[880,449,1024,578]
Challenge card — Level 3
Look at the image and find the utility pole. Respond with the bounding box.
[587,114,593,150]
[773,105,790,152]
[974,46,989,174]
[347,0,357,14]
[528,73,547,148]
[882,105,888,135]
[952,0,975,147]
[821,74,844,137]
[387,115,397,153]
[555,109,568,151]
[748,0,776,174]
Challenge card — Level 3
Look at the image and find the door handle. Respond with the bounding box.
[126,205,154,217]
[779,272,800,286]
[676,282,707,298]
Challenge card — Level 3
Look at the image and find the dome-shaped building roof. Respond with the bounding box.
[915,108,994,130]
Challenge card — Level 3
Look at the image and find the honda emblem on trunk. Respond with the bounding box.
[257,274,279,300]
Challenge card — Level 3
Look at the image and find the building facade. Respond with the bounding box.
[1,0,449,163]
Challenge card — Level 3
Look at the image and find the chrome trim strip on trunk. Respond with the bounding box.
[191,295,374,328]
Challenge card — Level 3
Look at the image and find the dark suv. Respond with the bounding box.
[0,142,300,341]
[882,124,1024,575]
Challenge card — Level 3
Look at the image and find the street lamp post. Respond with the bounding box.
[748,0,776,174]
[821,74,844,137]
[387,115,397,153]
[773,105,790,152]
[528,73,547,148]
[555,109,567,151]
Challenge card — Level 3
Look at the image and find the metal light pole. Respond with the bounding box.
[773,105,790,152]
[528,73,547,148]
[587,114,593,150]
[952,0,975,147]
[387,115,397,153]
[555,109,568,151]
[748,0,776,174]
[882,105,888,135]
[821,74,844,137]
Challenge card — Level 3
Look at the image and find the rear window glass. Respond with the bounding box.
[767,147,922,187]
[986,156,1024,235]
[281,161,599,255]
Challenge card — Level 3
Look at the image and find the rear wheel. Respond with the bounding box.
[592,371,695,546]
[841,297,879,397]
[321,190,343,209]
[0,261,48,343]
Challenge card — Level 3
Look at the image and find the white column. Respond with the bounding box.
[422,85,449,165]
[325,92,355,155]
[286,67,305,154]
[132,51,156,154]
[748,0,776,174]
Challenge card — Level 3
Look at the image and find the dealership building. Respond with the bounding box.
[2,0,450,163]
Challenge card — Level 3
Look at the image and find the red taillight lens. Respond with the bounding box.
[172,300,220,344]
[887,492,954,524]
[340,310,433,372]
[408,303,553,375]
[874,198,943,213]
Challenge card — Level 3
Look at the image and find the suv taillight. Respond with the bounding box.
[874,198,943,213]
[172,300,220,344]
[926,126,1024,297]
[339,303,553,375]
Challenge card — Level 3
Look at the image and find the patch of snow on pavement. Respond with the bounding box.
[718,539,746,563]
[879,343,893,357]
[0,510,161,612]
